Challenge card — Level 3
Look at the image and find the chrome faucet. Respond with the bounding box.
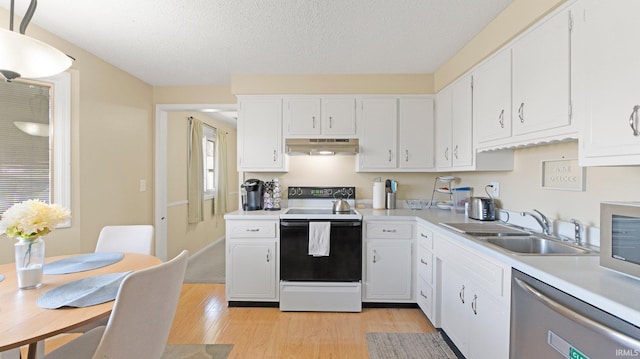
[570,219,584,246]
[520,209,551,236]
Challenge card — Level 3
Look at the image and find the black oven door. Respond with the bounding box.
[280,220,362,282]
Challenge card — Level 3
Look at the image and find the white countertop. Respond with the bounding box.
[225,207,640,327]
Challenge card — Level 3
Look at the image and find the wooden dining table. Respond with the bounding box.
[0,253,161,359]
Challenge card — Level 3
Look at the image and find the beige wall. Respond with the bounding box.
[154,85,236,105]
[165,111,238,259]
[249,141,640,228]
[232,74,434,95]
[0,10,154,264]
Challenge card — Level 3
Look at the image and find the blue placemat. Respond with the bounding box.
[37,271,131,309]
[44,252,124,275]
[0,274,4,282]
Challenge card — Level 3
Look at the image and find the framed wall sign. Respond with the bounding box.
[541,158,585,191]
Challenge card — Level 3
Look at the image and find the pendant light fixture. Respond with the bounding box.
[0,0,73,82]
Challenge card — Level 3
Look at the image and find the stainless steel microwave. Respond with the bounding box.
[601,202,640,278]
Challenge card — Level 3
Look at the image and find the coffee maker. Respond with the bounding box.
[241,179,264,211]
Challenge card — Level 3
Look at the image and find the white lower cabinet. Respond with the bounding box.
[435,233,510,359]
[225,219,279,302]
[416,223,436,323]
[363,221,414,302]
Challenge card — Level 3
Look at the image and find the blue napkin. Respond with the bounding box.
[44,252,124,275]
[37,271,131,309]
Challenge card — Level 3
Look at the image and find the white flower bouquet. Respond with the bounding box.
[0,199,71,240]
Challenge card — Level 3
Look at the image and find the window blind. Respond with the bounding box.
[0,80,51,214]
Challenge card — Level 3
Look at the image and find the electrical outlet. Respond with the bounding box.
[488,181,500,198]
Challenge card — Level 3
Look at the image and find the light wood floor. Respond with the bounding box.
[41,283,436,358]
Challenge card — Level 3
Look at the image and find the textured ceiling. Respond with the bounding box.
[0,0,512,86]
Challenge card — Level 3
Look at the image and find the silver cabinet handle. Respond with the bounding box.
[245,228,260,232]
[388,149,392,162]
[382,229,397,233]
[629,105,640,136]
[312,116,316,129]
[518,102,525,123]
[454,145,459,159]
[445,147,449,161]
[471,294,478,315]
[372,249,378,263]
[459,285,465,304]
[329,116,333,128]
[405,149,409,162]
[420,233,429,239]
[514,277,640,349]
[499,109,505,128]
[266,249,271,263]
[420,291,428,299]
[273,150,277,162]
[420,259,428,266]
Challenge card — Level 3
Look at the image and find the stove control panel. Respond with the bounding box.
[287,186,355,199]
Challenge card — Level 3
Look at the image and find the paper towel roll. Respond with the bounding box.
[373,182,386,209]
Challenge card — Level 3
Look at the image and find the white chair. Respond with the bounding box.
[43,250,189,359]
[94,225,154,255]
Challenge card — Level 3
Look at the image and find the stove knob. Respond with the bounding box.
[296,187,303,196]
[346,188,354,197]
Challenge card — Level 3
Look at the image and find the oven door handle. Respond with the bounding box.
[280,221,361,227]
[514,277,640,349]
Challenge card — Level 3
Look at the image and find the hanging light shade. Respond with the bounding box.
[0,28,72,81]
[0,0,73,81]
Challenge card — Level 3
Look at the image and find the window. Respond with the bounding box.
[0,72,71,225]
[203,125,216,199]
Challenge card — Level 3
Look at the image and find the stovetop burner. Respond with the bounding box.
[282,186,361,220]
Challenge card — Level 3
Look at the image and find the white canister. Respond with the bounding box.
[373,181,386,209]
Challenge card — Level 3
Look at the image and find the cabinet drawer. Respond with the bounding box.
[417,246,433,284]
[227,220,277,238]
[417,225,433,249]
[417,277,434,320]
[366,222,414,239]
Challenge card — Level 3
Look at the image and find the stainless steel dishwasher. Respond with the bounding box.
[511,269,640,358]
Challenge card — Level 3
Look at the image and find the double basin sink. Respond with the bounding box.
[440,222,596,256]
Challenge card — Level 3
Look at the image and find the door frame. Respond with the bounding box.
[154,104,236,260]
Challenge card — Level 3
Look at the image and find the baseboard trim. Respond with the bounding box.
[228,301,279,308]
[437,329,466,359]
[188,236,225,263]
[362,302,419,309]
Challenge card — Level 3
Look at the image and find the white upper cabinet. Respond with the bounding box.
[321,98,357,135]
[398,98,435,170]
[358,96,435,172]
[435,75,475,170]
[284,97,356,137]
[358,98,398,170]
[473,49,512,144]
[237,97,287,172]
[576,0,640,166]
[511,6,573,138]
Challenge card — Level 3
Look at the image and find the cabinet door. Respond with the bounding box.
[226,240,277,300]
[451,75,473,167]
[364,239,412,301]
[578,0,640,163]
[440,263,468,356]
[359,98,398,169]
[286,98,321,135]
[238,98,284,171]
[322,98,356,135]
[435,87,453,169]
[399,98,435,169]
[512,8,571,136]
[474,49,512,143]
[468,286,510,359]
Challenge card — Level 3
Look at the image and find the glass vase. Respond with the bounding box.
[15,237,45,289]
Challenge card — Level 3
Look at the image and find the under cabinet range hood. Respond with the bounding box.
[285,138,359,155]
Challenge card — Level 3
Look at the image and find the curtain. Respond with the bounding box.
[214,130,228,216]
[187,117,204,224]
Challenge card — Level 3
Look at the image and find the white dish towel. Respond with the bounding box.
[308,222,331,257]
